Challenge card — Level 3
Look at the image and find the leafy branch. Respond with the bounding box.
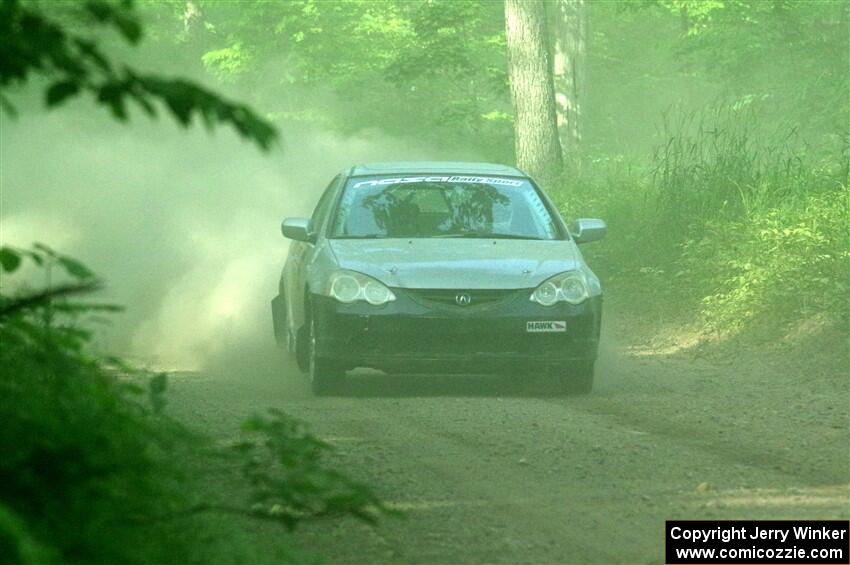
[0,0,277,149]
[123,408,399,529]
[234,409,397,529]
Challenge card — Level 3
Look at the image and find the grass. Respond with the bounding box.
[552,103,849,344]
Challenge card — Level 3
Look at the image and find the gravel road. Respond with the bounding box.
[167,321,849,564]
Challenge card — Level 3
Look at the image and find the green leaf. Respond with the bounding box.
[57,256,95,280]
[84,1,143,43]
[96,81,131,121]
[0,93,18,117]
[84,0,111,22]
[32,242,56,257]
[113,15,142,44]
[74,38,112,72]
[26,252,44,266]
[0,247,22,273]
[45,81,80,107]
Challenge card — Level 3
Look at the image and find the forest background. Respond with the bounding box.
[1,1,847,563]
[136,0,849,342]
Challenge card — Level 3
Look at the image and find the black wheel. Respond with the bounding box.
[307,317,344,396]
[557,360,594,395]
[294,323,309,372]
[271,293,288,348]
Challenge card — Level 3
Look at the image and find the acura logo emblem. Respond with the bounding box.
[455,293,472,306]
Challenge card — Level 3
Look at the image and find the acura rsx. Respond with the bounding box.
[271,162,606,395]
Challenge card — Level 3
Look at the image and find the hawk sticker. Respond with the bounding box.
[526,321,567,333]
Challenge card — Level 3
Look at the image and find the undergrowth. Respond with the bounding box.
[0,246,388,564]
[553,103,849,341]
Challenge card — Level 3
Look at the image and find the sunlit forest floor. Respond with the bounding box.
[166,296,849,564]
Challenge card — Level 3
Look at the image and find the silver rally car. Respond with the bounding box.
[271,161,606,395]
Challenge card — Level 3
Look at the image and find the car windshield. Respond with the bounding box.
[330,175,561,240]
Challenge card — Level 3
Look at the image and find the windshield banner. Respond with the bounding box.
[352,176,524,188]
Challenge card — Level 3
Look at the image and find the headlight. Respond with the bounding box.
[530,271,589,305]
[326,270,396,305]
[330,274,361,303]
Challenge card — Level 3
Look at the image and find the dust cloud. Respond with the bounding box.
[0,95,451,372]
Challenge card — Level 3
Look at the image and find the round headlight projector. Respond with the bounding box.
[328,271,396,305]
[530,271,589,305]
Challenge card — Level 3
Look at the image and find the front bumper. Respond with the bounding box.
[312,288,602,373]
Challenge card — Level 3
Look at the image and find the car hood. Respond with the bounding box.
[327,238,579,289]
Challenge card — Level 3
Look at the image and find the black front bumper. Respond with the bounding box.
[312,288,601,373]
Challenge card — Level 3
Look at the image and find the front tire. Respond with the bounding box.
[294,324,309,372]
[307,316,344,396]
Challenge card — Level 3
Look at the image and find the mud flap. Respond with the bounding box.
[271,294,287,347]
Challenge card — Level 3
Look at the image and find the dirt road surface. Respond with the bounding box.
[167,319,849,564]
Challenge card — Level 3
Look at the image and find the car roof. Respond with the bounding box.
[349,161,527,178]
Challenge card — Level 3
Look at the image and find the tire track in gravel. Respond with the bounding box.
[280,384,837,564]
[564,352,850,488]
[166,334,848,564]
[283,395,658,564]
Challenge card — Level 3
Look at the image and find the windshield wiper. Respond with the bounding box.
[336,233,544,240]
[432,232,543,240]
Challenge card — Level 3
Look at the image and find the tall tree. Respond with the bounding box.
[547,0,587,156]
[504,0,562,183]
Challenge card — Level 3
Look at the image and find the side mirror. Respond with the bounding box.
[571,218,606,244]
[281,217,314,243]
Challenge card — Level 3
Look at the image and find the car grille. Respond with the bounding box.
[404,288,523,309]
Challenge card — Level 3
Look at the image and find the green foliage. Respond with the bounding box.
[0,245,105,324]
[0,0,276,149]
[650,102,825,226]
[586,1,848,156]
[669,0,849,142]
[237,410,392,529]
[134,0,846,166]
[141,0,512,159]
[0,504,57,565]
[684,190,849,334]
[0,247,23,272]
[0,248,388,563]
[201,42,255,82]
[131,0,846,170]
[554,103,848,337]
[0,248,194,564]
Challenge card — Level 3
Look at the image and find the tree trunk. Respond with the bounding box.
[547,0,586,158]
[504,0,562,185]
